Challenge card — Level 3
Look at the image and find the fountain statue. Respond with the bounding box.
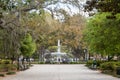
[57,40,60,53]
[51,40,66,63]
[57,39,61,63]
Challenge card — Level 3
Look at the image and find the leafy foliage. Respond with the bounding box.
[100,62,116,71]
[84,0,120,18]
[84,13,120,55]
[20,33,36,57]
[0,0,86,60]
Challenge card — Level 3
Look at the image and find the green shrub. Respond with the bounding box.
[100,62,120,71]
[69,62,74,64]
[31,62,38,64]
[7,64,17,71]
[50,62,57,64]
[1,60,11,64]
[100,61,120,76]
[114,62,120,73]
[6,71,16,75]
[96,60,105,67]
[86,60,105,66]
[0,64,7,72]
[86,60,93,67]
[69,62,80,64]
[100,62,115,71]
[0,74,5,77]
[115,62,120,66]
[38,62,45,64]
[79,61,86,64]
[0,64,17,72]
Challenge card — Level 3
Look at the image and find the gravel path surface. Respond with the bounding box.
[1,64,120,80]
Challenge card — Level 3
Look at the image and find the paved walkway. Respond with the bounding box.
[1,64,120,80]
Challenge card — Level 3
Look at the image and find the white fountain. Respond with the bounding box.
[51,40,66,63]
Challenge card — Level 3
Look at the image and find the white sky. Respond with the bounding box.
[45,0,88,20]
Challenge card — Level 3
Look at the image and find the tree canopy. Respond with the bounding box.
[84,0,120,18]
[0,0,87,59]
[84,13,120,56]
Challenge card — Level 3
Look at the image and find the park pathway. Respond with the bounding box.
[1,64,120,80]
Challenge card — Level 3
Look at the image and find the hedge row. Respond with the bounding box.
[86,60,120,77]
[0,64,17,72]
[0,60,12,64]
[100,62,120,71]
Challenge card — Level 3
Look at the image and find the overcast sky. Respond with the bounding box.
[45,0,88,20]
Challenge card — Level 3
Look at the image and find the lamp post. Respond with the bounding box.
[83,49,88,61]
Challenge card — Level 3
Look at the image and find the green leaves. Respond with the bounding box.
[20,33,36,57]
[84,13,120,55]
[84,0,120,18]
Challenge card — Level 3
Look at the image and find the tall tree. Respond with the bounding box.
[46,14,86,58]
[0,0,86,60]
[84,13,120,57]
[20,33,36,57]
